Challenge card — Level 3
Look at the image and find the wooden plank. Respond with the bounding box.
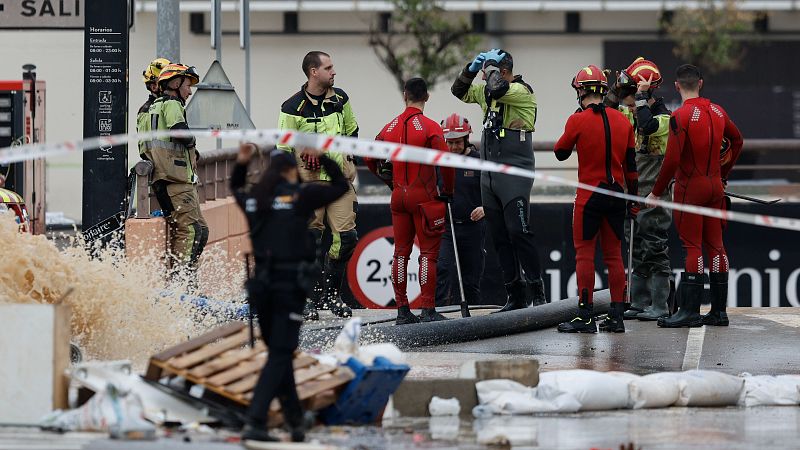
[294,364,337,385]
[206,354,266,387]
[292,354,317,370]
[296,368,354,401]
[190,342,266,379]
[225,373,261,395]
[150,321,245,363]
[169,328,251,370]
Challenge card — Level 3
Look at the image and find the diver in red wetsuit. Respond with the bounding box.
[555,65,639,334]
[368,78,455,325]
[646,64,743,328]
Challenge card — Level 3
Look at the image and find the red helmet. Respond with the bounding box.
[571,64,609,96]
[441,113,472,140]
[620,57,662,89]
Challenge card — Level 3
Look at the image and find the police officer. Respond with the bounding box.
[137,58,170,158]
[278,51,359,320]
[605,58,673,321]
[435,114,486,307]
[451,49,546,311]
[140,63,208,282]
[232,143,348,443]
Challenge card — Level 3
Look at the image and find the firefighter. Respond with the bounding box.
[278,51,359,320]
[368,78,455,325]
[137,58,170,158]
[232,144,348,443]
[604,58,673,321]
[435,114,486,307]
[647,64,743,328]
[555,65,639,333]
[140,63,209,282]
[451,48,547,312]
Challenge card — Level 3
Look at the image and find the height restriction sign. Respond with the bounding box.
[347,226,422,309]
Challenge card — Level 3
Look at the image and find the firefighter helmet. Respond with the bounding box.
[157,63,200,89]
[571,65,609,96]
[441,113,472,140]
[142,58,171,84]
[620,57,662,89]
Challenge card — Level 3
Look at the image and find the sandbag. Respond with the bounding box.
[673,370,744,407]
[475,379,581,414]
[539,370,631,411]
[739,374,800,407]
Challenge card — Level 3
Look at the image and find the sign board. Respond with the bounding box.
[82,212,123,241]
[347,226,422,309]
[0,0,84,29]
[82,0,128,236]
[186,60,255,131]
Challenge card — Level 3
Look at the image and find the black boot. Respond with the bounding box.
[283,409,314,443]
[527,278,548,306]
[321,259,352,318]
[493,280,528,313]
[702,272,729,326]
[242,424,278,442]
[637,272,671,321]
[624,272,651,319]
[395,305,420,325]
[420,308,450,322]
[599,302,626,333]
[303,299,319,321]
[658,272,704,328]
[558,290,597,333]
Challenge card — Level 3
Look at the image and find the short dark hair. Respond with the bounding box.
[676,64,703,91]
[404,77,428,102]
[497,50,513,73]
[302,51,330,77]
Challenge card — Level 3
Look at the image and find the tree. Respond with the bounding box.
[665,0,756,74]
[369,0,480,93]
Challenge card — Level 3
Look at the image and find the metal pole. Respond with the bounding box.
[213,0,222,150]
[240,0,251,113]
[626,217,635,305]
[156,0,180,61]
[447,204,471,318]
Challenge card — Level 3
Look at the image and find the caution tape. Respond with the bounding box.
[1,128,799,232]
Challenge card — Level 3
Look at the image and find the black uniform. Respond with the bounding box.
[435,146,486,306]
[231,155,347,428]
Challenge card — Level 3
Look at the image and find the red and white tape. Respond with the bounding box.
[1,128,798,232]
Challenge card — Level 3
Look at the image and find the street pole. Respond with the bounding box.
[240,0,251,113]
[156,0,180,61]
[212,0,222,149]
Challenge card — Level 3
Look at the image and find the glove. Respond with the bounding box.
[468,53,486,72]
[436,194,453,204]
[627,200,640,219]
[482,49,506,67]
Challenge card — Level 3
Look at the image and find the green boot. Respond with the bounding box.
[624,272,651,319]
[637,272,671,321]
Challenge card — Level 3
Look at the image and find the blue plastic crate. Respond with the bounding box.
[320,356,410,425]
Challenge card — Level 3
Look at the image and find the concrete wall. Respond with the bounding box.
[1,9,798,221]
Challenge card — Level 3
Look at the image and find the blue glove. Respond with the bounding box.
[468,53,486,72]
[482,49,506,67]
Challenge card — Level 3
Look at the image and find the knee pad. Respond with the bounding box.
[503,197,531,237]
[330,229,357,262]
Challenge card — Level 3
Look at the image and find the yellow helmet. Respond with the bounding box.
[157,63,200,89]
[142,58,171,84]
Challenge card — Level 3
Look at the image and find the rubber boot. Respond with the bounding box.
[284,410,314,443]
[493,280,528,313]
[322,259,353,318]
[702,272,729,326]
[637,272,671,321]
[557,290,597,333]
[242,424,278,442]
[658,272,703,328]
[303,299,319,321]
[395,305,420,325]
[527,278,548,307]
[599,302,626,333]
[420,308,450,322]
[623,272,651,319]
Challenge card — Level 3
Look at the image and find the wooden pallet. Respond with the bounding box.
[145,322,354,414]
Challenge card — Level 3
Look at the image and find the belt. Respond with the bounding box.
[141,140,187,151]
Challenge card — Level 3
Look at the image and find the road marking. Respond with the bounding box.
[681,326,706,371]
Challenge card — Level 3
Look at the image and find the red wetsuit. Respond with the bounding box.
[651,97,743,274]
[370,106,455,308]
[554,103,638,304]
